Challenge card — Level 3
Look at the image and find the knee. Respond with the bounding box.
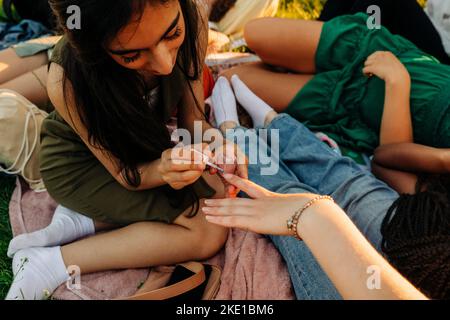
[199,176,229,258]
[192,209,229,260]
[199,223,229,259]
[218,66,241,82]
[244,18,267,52]
[176,174,229,259]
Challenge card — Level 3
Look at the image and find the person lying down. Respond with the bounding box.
[7,75,429,300]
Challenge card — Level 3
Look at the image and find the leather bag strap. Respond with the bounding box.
[123,262,206,300]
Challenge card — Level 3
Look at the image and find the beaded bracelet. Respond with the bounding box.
[286,195,335,241]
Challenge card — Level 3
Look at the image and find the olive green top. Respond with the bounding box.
[39,37,215,225]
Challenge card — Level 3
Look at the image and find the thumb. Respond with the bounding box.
[222,174,268,199]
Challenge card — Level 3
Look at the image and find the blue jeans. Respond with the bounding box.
[226,114,399,300]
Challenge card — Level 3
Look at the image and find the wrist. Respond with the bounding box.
[154,158,168,185]
[296,200,341,240]
[385,72,410,88]
[287,195,335,240]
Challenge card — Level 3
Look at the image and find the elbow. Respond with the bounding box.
[115,173,140,191]
[373,144,397,167]
[372,146,385,165]
[439,151,450,173]
[197,227,228,260]
[243,18,267,53]
[190,213,229,260]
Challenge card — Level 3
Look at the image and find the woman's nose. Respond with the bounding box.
[149,45,174,75]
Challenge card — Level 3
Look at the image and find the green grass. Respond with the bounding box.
[0,174,15,299]
[418,0,428,7]
[277,0,326,19]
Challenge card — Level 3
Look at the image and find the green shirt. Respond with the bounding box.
[287,13,450,154]
[40,37,215,224]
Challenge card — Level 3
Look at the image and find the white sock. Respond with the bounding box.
[8,206,95,258]
[6,247,69,300]
[231,74,274,128]
[210,76,240,128]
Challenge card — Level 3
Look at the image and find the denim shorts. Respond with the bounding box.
[226,114,399,299]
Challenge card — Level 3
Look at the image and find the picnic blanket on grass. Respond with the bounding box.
[6,52,294,300]
[8,178,294,300]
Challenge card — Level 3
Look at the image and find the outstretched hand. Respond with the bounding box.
[203,174,317,236]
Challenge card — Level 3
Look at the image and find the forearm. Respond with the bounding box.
[297,202,427,300]
[117,159,166,191]
[371,161,418,194]
[380,79,413,145]
[374,143,450,173]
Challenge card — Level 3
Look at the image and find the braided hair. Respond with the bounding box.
[381,174,450,299]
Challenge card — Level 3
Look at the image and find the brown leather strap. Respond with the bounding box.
[202,265,221,300]
[123,262,206,300]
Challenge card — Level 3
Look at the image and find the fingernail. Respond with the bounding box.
[202,207,211,212]
[204,200,212,205]
[223,174,233,179]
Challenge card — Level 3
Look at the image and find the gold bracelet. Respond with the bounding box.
[286,195,335,241]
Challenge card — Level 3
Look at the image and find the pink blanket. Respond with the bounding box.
[8,178,294,300]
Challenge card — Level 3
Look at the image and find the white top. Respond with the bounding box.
[425,0,450,56]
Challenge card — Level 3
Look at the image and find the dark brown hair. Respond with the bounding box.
[209,0,237,22]
[48,0,206,215]
[48,0,203,187]
[382,174,450,299]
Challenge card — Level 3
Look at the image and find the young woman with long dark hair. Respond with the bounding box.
[6,0,248,300]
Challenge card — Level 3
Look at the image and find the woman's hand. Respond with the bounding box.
[203,174,318,236]
[363,51,410,86]
[210,141,249,197]
[158,143,210,190]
